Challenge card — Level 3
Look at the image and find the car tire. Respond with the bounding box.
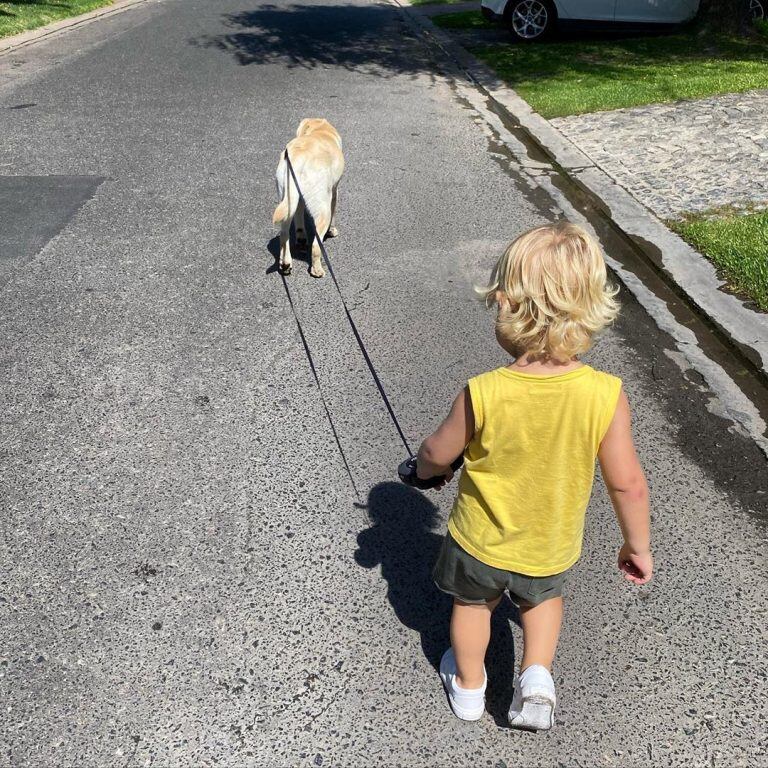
[504,0,556,42]
[748,0,765,19]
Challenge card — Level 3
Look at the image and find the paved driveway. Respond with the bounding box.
[552,90,768,220]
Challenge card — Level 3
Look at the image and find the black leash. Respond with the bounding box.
[282,150,415,458]
[277,271,362,500]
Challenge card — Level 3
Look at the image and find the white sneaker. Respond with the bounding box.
[439,648,487,721]
[508,664,556,731]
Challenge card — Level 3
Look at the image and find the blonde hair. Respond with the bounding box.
[479,222,619,361]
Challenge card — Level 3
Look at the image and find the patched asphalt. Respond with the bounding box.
[1,0,766,766]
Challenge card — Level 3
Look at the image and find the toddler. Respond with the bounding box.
[416,222,652,730]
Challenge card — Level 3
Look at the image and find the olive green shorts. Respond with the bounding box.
[432,532,567,606]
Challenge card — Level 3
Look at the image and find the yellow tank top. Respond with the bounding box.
[448,365,622,576]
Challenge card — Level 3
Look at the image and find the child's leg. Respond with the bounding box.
[519,596,563,671]
[450,597,501,689]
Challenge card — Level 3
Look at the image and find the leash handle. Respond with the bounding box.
[397,455,464,490]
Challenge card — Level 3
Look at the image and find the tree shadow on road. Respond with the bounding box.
[190,3,437,78]
[355,481,519,726]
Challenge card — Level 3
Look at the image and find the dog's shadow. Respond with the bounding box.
[266,235,282,274]
[267,202,331,276]
[266,228,312,276]
[355,482,520,726]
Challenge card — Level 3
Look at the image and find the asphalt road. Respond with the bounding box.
[1,0,767,766]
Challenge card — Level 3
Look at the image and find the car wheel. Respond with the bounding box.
[748,0,765,19]
[505,0,555,41]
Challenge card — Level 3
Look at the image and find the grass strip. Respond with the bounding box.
[432,9,494,28]
[0,0,113,39]
[669,209,768,311]
[409,0,471,6]
[431,11,768,118]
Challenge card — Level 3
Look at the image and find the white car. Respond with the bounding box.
[480,0,765,41]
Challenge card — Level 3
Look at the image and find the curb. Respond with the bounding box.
[398,1,768,382]
[0,0,153,57]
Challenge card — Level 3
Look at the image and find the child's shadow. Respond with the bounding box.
[355,482,519,726]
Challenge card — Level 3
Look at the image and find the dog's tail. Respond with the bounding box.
[272,151,298,225]
[272,196,290,225]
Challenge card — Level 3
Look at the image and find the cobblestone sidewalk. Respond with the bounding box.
[551,90,768,221]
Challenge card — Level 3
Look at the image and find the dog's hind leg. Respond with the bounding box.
[310,207,331,278]
[279,219,292,275]
[327,186,339,239]
[295,199,308,249]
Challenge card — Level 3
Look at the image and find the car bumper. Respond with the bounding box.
[480,0,507,20]
[481,5,503,21]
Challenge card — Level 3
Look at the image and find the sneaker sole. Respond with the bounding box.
[509,696,555,731]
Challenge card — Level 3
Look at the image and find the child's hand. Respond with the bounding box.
[617,543,653,585]
[432,467,454,491]
[416,463,453,490]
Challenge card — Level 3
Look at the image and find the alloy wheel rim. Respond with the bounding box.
[512,0,548,39]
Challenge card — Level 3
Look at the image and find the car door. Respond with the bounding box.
[555,0,616,21]
[614,0,700,23]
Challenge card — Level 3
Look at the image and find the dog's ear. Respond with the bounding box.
[297,118,334,138]
[296,118,313,137]
[297,118,326,137]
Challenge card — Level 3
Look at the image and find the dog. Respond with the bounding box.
[272,118,344,278]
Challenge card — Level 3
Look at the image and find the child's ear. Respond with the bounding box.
[495,290,509,309]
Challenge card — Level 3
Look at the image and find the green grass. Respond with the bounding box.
[432,9,494,29]
[0,0,112,39]
[409,0,469,6]
[669,209,768,311]
[431,11,768,118]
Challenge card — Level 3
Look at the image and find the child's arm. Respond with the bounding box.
[417,387,475,484]
[597,388,653,585]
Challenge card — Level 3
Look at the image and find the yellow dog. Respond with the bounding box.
[273,118,344,278]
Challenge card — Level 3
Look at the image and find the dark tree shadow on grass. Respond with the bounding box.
[355,482,520,726]
[3,0,72,6]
